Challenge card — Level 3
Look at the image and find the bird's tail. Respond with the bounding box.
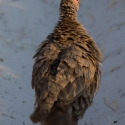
[30,106,78,125]
[30,106,42,123]
[44,107,73,125]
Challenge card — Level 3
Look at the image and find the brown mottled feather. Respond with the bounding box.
[30,0,102,125]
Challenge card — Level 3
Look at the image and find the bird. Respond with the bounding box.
[30,0,102,125]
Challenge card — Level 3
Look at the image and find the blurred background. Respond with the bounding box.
[0,0,125,125]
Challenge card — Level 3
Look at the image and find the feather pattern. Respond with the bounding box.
[30,0,102,125]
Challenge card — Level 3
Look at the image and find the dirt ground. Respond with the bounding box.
[0,0,125,125]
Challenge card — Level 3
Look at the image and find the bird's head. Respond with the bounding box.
[60,0,79,11]
[72,0,79,11]
[60,0,79,16]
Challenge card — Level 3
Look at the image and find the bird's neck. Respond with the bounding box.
[59,6,78,21]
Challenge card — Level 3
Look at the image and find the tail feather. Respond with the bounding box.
[44,108,72,125]
[30,105,79,125]
[30,106,41,123]
[30,106,78,125]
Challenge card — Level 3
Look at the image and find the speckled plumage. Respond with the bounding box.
[30,0,102,125]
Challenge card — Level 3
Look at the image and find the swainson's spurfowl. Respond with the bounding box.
[30,0,102,125]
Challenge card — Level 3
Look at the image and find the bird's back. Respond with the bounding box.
[30,0,102,125]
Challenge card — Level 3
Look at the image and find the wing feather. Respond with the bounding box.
[32,40,101,114]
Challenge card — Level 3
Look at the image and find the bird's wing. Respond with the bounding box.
[57,43,98,106]
[32,40,101,113]
[32,41,61,112]
[57,42,101,118]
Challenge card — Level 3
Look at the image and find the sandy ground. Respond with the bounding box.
[0,0,125,125]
